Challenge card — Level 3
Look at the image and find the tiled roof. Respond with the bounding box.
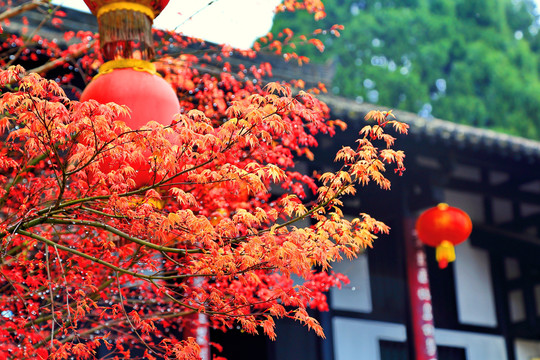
[320,94,540,161]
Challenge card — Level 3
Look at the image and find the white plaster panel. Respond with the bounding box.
[434,329,507,360]
[454,241,497,327]
[504,257,521,280]
[519,180,540,193]
[515,339,540,360]
[509,289,526,323]
[331,253,372,313]
[452,164,481,182]
[535,284,540,317]
[520,203,540,217]
[489,170,509,186]
[443,190,485,222]
[492,198,513,224]
[333,318,407,360]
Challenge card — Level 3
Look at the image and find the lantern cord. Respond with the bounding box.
[98,9,154,61]
[435,240,456,269]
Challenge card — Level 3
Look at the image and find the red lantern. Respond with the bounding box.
[80,61,179,129]
[80,61,179,188]
[415,203,472,269]
[80,0,179,128]
[80,0,180,188]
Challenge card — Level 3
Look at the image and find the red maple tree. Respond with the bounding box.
[0,1,407,359]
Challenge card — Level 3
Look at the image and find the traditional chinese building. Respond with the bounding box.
[205,94,540,360]
[258,96,540,360]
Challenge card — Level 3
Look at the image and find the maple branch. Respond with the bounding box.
[80,206,128,219]
[0,152,48,208]
[153,262,277,280]
[174,0,219,31]
[0,268,41,335]
[27,41,96,76]
[30,277,116,350]
[228,115,403,245]
[58,310,194,345]
[30,241,149,349]
[0,214,60,240]
[15,229,162,281]
[5,3,62,68]
[44,217,202,254]
[14,229,209,283]
[29,96,69,210]
[231,184,348,245]
[160,282,288,318]
[44,245,55,349]
[0,0,47,22]
[52,243,73,324]
[36,155,217,217]
[115,272,166,356]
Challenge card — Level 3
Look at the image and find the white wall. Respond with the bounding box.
[515,339,540,360]
[443,189,485,222]
[330,253,372,313]
[333,318,508,360]
[333,318,407,360]
[454,241,498,327]
[435,329,507,360]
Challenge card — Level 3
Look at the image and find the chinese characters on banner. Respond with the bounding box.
[405,219,438,360]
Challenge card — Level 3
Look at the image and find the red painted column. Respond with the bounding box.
[404,218,438,360]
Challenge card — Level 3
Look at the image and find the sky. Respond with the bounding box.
[51,0,281,49]
[52,0,540,49]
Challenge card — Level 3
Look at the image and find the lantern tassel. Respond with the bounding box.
[435,240,456,269]
[98,8,154,60]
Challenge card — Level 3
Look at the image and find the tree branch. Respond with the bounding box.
[0,0,46,22]
[44,217,202,255]
[27,41,95,76]
[16,229,161,281]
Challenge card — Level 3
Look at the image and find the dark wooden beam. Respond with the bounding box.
[471,224,540,263]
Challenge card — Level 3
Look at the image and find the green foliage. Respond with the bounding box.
[271,0,540,139]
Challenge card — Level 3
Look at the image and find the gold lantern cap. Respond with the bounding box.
[84,0,170,19]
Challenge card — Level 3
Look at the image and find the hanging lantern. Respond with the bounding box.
[80,60,179,129]
[80,0,180,188]
[81,0,179,128]
[415,203,472,269]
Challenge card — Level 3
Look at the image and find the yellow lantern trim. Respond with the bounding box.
[97,1,155,20]
[96,59,159,78]
[435,240,456,269]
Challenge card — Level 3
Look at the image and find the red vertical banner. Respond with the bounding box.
[404,219,438,360]
[183,278,210,360]
[183,312,210,360]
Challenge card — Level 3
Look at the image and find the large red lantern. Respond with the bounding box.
[80,0,180,188]
[415,203,472,269]
[80,60,179,130]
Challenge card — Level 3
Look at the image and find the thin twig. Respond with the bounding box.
[0,0,46,22]
[174,0,219,31]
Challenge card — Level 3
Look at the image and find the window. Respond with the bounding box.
[438,345,467,360]
[379,340,407,360]
[379,341,467,360]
